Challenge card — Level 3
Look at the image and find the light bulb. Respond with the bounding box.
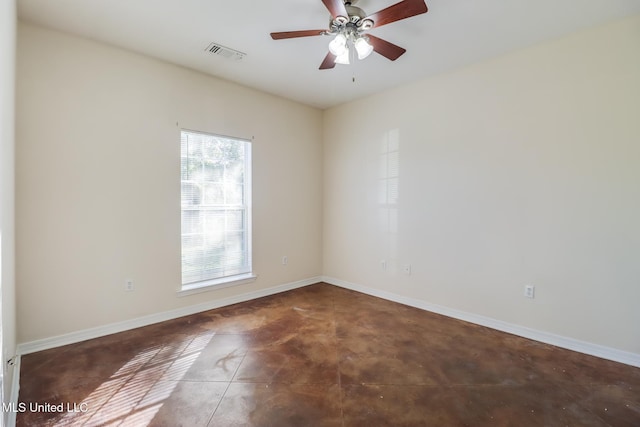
[328,33,347,56]
[355,37,373,60]
[334,48,350,65]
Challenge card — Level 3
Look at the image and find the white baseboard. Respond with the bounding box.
[322,276,640,368]
[16,274,640,369]
[17,276,321,356]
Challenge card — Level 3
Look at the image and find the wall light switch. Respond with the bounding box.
[524,285,535,299]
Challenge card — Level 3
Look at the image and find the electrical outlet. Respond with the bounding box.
[282,256,288,265]
[125,279,134,292]
[381,260,387,271]
[403,264,412,275]
[524,285,535,299]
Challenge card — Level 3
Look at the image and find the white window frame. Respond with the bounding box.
[178,130,255,296]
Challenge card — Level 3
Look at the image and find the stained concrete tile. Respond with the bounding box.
[209,383,343,427]
[16,282,640,427]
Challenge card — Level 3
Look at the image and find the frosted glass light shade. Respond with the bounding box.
[329,33,348,56]
[335,48,350,65]
[355,37,373,60]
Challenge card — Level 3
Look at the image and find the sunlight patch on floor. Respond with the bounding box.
[56,331,217,426]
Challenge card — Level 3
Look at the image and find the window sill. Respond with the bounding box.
[177,273,257,297]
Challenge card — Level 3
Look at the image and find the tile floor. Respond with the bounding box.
[17,283,640,426]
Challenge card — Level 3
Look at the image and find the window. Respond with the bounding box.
[180,130,253,293]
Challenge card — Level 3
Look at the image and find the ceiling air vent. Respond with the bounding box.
[205,42,246,61]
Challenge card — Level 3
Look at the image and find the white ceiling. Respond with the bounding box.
[17,0,640,109]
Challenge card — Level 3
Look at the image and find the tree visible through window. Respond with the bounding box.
[180,130,252,287]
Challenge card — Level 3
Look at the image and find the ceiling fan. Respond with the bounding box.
[270,0,428,69]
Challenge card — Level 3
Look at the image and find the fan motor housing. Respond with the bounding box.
[346,4,367,21]
[330,3,372,31]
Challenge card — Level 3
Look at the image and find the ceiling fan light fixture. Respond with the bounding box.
[335,48,350,65]
[270,0,429,70]
[328,33,348,56]
[355,36,373,60]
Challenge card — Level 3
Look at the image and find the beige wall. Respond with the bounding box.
[323,15,640,354]
[1,0,17,413]
[16,23,323,343]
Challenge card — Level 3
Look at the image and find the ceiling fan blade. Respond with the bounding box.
[271,30,326,40]
[365,0,428,29]
[322,0,349,19]
[319,52,337,70]
[367,35,406,61]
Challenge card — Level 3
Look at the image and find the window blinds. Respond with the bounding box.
[180,131,251,285]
